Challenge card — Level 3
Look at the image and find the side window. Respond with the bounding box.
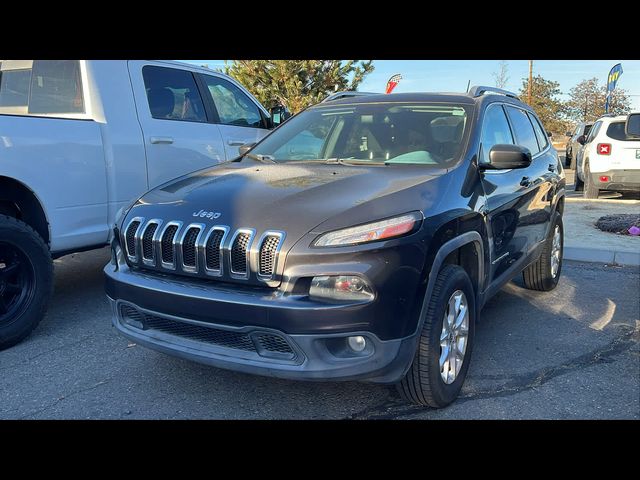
[505,106,540,155]
[527,111,549,151]
[28,60,84,114]
[480,104,514,164]
[201,75,264,129]
[586,121,601,143]
[142,66,207,122]
[0,69,31,107]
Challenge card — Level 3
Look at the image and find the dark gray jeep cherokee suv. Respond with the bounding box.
[105,86,565,408]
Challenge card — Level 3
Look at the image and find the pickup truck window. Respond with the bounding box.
[201,75,264,129]
[0,69,31,107]
[142,66,207,123]
[29,60,84,114]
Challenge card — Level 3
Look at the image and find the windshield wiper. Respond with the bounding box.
[245,153,277,164]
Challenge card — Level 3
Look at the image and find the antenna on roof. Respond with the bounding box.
[466,80,470,93]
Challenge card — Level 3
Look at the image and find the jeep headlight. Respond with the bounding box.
[312,212,422,247]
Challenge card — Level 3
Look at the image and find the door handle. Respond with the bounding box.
[150,136,174,144]
[520,176,531,187]
[548,163,556,172]
[227,139,246,146]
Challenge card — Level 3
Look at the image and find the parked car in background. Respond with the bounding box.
[105,86,566,408]
[0,59,280,350]
[565,122,593,169]
[574,113,640,198]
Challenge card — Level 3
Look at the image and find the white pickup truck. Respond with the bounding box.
[0,59,282,349]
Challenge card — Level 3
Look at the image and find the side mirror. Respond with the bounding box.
[239,143,256,156]
[547,131,553,138]
[480,144,532,170]
[576,135,586,145]
[625,113,640,137]
[565,131,572,137]
[269,105,292,128]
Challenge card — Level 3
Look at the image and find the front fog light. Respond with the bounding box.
[309,275,374,301]
[347,336,367,352]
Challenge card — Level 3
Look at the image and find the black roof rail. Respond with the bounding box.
[468,85,519,100]
[322,91,378,103]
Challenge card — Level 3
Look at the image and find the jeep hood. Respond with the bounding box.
[127,160,445,247]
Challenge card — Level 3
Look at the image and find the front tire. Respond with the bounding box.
[522,214,563,291]
[0,215,53,350]
[583,161,600,199]
[396,265,476,408]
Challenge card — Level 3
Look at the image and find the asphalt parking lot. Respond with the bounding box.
[0,248,638,419]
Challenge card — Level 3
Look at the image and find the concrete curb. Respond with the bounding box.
[564,246,640,266]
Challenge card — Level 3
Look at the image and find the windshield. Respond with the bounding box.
[250,102,471,166]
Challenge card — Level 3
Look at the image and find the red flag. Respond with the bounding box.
[385,74,402,94]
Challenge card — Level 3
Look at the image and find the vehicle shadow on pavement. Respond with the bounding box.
[1,250,637,420]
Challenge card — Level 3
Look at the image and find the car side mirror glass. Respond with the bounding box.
[239,143,256,156]
[565,131,572,136]
[480,144,532,171]
[547,131,553,138]
[625,113,640,137]
[269,105,292,128]
[576,135,586,145]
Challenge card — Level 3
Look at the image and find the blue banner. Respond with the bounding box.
[605,63,623,113]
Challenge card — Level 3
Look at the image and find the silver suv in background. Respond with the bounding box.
[565,122,593,169]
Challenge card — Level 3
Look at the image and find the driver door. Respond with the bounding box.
[197,73,270,159]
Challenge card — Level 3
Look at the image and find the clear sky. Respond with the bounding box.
[184,60,640,110]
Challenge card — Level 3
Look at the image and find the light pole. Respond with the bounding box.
[528,60,533,105]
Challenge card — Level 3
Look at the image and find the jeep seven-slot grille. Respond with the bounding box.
[161,225,179,263]
[259,235,281,277]
[119,304,296,360]
[142,223,158,260]
[231,233,251,274]
[182,227,200,267]
[205,230,224,271]
[125,221,140,257]
[123,219,284,283]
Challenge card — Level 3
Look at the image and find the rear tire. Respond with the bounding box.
[0,215,53,350]
[396,265,476,408]
[522,214,563,291]
[574,173,584,191]
[583,161,600,199]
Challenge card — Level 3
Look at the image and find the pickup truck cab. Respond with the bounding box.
[0,59,277,349]
[105,86,569,408]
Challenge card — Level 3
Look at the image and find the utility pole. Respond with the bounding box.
[528,60,533,105]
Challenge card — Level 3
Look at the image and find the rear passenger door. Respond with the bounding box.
[128,61,227,189]
[197,73,270,159]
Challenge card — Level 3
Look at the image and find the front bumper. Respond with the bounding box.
[592,169,640,191]
[104,259,418,383]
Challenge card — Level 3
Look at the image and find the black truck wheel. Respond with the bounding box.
[396,265,476,408]
[0,215,53,350]
[522,214,563,291]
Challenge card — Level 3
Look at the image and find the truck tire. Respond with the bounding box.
[396,265,476,408]
[0,215,53,350]
[522,214,563,291]
[564,149,571,168]
[583,161,600,199]
[574,173,584,191]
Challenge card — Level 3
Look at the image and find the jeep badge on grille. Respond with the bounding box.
[193,210,221,219]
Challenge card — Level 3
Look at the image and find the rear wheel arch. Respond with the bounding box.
[0,177,50,246]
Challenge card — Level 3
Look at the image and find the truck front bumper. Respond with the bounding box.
[104,262,417,383]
